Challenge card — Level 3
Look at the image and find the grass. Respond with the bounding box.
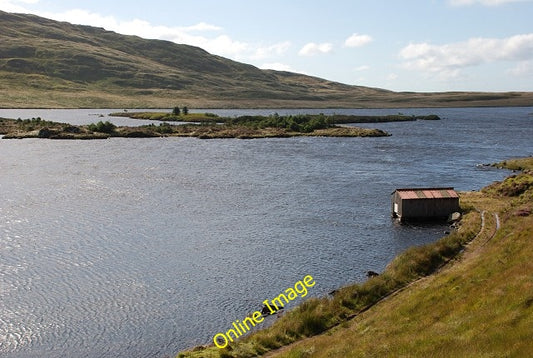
[493,157,533,171]
[177,157,533,358]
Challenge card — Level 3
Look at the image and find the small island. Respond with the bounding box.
[0,111,441,140]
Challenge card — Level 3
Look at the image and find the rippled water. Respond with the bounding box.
[0,107,532,357]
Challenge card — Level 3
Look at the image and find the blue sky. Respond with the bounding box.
[1,0,533,92]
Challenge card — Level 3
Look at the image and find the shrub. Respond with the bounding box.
[155,123,173,134]
[88,121,116,134]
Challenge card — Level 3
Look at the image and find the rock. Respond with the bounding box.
[448,212,461,222]
[366,270,379,278]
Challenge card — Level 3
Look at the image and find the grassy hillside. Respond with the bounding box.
[178,157,533,357]
[1,10,533,108]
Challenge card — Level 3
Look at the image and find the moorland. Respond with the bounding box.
[1,10,533,109]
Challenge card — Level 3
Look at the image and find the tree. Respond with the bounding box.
[172,106,181,116]
[182,106,189,115]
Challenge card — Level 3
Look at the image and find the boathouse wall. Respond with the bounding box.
[392,187,460,221]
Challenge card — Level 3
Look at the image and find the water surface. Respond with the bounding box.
[0,107,531,357]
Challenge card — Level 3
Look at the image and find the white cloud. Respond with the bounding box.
[298,42,333,56]
[182,22,222,32]
[260,62,308,75]
[355,65,370,71]
[399,34,533,76]
[260,62,293,72]
[387,73,398,80]
[507,60,533,76]
[251,41,291,60]
[0,0,38,12]
[344,33,373,48]
[449,0,531,6]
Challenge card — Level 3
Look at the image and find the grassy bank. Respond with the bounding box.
[177,157,533,358]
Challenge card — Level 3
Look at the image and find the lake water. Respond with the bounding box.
[0,107,532,357]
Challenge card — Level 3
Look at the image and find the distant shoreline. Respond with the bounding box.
[1,102,533,110]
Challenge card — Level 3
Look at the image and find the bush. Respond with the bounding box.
[88,121,116,134]
[155,123,173,134]
[226,114,331,133]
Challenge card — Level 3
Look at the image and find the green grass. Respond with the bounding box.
[493,156,533,171]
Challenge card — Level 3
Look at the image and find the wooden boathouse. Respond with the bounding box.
[391,187,460,222]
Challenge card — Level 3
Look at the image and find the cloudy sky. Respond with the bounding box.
[1,0,532,92]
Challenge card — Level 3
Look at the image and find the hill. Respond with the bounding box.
[1,10,533,108]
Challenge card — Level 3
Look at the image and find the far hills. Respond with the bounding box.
[1,10,532,109]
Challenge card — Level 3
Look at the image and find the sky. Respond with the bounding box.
[1,0,533,92]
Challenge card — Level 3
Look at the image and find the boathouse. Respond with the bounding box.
[391,187,460,222]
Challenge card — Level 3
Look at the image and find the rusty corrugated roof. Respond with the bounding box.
[396,188,458,200]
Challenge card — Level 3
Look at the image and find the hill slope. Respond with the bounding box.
[1,10,532,108]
